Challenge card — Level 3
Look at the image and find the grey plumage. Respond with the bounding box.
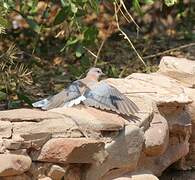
[32,81,83,110]
[33,68,139,116]
[83,82,139,115]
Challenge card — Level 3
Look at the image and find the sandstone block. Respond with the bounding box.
[1,173,31,180]
[144,113,169,156]
[50,105,125,131]
[158,56,195,87]
[0,121,12,138]
[65,167,81,180]
[47,165,66,180]
[86,125,144,180]
[108,73,191,106]
[113,173,159,180]
[0,154,31,176]
[31,138,106,164]
[28,162,52,179]
[0,108,65,122]
[138,142,189,176]
[13,118,82,139]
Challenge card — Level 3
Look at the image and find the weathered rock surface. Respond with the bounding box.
[65,166,81,180]
[2,173,31,180]
[50,105,125,131]
[47,164,66,180]
[0,154,31,176]
[0,121,12,138]
[0,108,64,122]
[12,118,83,138]
[28,162,52,179]
[86,125,145,180]
[158,56,195,166]
[31,138,106,164]
[144,112,169,156]
[0,56,195,179]
[158,56,195,87]
[113,173,159,180]
[107,72,191,106]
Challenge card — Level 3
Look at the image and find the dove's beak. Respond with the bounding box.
[101,72,105,76]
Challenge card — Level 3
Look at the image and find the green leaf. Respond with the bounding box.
[83,27,98,45]
[60,0,68,7]
[3,1,15,9]
[144,0,154,4]
[71,3,78,14]
[111,66,119,77]
[75,46,84,58]
[61,37,79,52]
[80,55,90,68]
[0,91,6,101]
[3,2,9,9]
[29,0,38,13]
[133,0,143,15]
[66,37,79,46]
[89,0,99,13]
[26,18,41,33]
[0,17,9,28]
[68,64,81,77]
[17,93,33,107]
[8,100,21,109]
[164,0,177,6]
[54,7,68,25]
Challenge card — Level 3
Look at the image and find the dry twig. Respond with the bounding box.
[83,47,97,58]
[94,39,106,66]
[114,2,146,66]
[143,42,195,59]
[118,0,140,30]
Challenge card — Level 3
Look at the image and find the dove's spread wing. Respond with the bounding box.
[32,81,82,110]
[83,81,139,115]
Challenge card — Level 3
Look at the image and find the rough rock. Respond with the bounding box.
[158,56,195,87]
[3,133,52,151]
[0,121,12,138]
[31,138,106,164]
[65,166,81,180]
[0,154,31,176]
[185,88,195,164]
[47,164,66,180]
[86,125,144,180]
[144,112,169,156]
[28,162,52,179]
[12,118,83,139]
[50,105,125,131]
[137,141,189,176]
[107,73,192,106]
[3,135,25,150]
[158,104,191,139]
[0,108,65,122]
[1,173,31,180]
[0,139,6,153]
[113,173,159,180]
[38,177,52,180]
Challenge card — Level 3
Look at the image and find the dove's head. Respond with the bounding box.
[87,67,105,80]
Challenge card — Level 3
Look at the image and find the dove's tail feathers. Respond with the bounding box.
[32,99,49,109]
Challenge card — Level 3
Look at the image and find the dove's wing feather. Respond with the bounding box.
[83,81,139,115]
[32,81,82,110]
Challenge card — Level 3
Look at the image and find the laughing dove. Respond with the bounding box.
[32,68,139,116]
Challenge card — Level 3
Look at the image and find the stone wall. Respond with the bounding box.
[0,56,194,180]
